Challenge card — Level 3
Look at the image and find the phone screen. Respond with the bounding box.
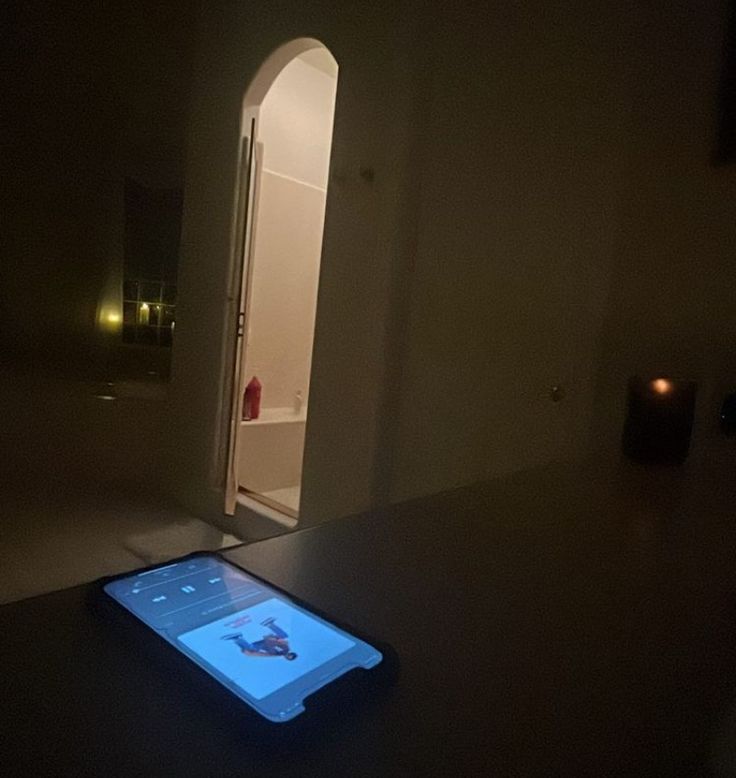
[104,555,382,722]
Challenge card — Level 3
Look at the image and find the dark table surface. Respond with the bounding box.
[4,458,736,776]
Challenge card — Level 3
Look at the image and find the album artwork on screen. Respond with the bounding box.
[104,555,383,721]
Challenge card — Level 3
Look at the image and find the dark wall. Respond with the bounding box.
[0,0,196,376]
[592,0,736,453]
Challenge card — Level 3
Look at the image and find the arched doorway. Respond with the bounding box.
[224,39,338,523]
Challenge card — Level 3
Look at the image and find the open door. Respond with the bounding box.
[222,40,338,522]
[224,119,258,515]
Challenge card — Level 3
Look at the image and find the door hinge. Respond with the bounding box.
[236,311,245,338]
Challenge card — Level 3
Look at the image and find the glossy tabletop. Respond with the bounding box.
[3,458,736,775]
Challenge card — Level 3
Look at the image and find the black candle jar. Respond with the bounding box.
[622,377,697,464]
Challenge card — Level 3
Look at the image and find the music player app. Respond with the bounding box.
[104,556,375,719]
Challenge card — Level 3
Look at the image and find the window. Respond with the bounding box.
[123,179,182,349]
[122,279,176,346]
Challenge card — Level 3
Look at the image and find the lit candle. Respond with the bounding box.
[622,377,697,463]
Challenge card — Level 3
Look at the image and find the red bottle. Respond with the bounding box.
[242,376,262,420]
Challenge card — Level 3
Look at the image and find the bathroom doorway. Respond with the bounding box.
[224,40,338,522]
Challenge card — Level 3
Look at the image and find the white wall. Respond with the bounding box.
[257,53,337,189]
[169,0,736,527]
[388,2,632,500]
[242,54,337,410]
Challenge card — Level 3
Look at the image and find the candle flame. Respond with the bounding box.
[651,378,673,395]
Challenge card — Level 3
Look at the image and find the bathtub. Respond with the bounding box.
[237,407,307,516]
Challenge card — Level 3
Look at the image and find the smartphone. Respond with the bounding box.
[103,554,383,723]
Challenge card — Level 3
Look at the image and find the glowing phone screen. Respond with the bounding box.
[104,555,382,721]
